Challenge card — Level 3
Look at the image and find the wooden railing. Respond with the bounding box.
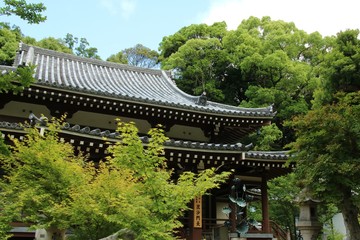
[270,220,289,240]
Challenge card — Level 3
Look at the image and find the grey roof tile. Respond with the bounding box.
[12,43,275,118]
[0,120,290,164]
[245,151,290,160]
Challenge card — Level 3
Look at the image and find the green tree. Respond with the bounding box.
[35,37,73,54]
[85,123,229,239]
[313,29,360,107]
[75,37,100,59]
[106,51,128,64]
[0,120,230,240]
[224,16,320,114]
[162,37,226,101]
[286,92,360,239]
[246,123,283,151]
[0,64,36,93]
[120,44,159,68]
[63,33,101,59]
[268,173,300,240]
[159,21,227,62]
[0,122,92,240]
[158,17,322,142]
[160,22,228,102]
[0,0,46,24]
[0,24,20,65]
[0,0,45,92]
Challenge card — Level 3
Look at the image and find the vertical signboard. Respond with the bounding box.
[193,196,202,228]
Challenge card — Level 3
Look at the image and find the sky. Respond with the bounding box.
[2,0,360,60]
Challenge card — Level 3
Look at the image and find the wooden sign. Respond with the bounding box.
[193,196,202,228]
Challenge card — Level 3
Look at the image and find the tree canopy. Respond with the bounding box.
[286,92,360,239]
[0,0,46,24]
[0,120,230,240]
[0,0,46,93]
[109,44,159,68]
[282,26,360,240]
[159,16,327,149]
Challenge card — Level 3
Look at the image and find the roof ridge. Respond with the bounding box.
[18,42,165,76]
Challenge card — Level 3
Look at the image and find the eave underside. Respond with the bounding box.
[0,125,293,181]
[0,86,272,143]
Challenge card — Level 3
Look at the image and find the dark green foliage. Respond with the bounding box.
[268,174,300,239]
[314,30,360,106]
[287,92,360,239]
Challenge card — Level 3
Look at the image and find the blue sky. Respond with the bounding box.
[2,0,360,60]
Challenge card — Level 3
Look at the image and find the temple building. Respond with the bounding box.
[0,43,293,240]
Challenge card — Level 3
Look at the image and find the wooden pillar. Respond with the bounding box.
[230,183,237,233]
[189,196,203,240]
[261,176,271,233]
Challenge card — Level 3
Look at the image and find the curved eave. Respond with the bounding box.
[0,122,251,152]
[1,122,293,179]
[10,43,275,119]
[0,122,289,163]
[28,82,276,119]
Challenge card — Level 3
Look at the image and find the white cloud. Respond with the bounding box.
[200,0,360,36]
[99,0,136,19]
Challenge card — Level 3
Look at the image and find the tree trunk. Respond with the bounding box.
[340,189,360,240]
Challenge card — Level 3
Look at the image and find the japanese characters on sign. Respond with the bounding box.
[193,196,202,228]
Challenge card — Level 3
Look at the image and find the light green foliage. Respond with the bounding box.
[105,121,231,239]
[0,133,10,156]
[0,64,36,93]
[107,51,128,64]
[162,37,226,101]
[0,0,46,24]
[248,123,283,151]
[0,120,230,240]
[159,21,227,61]
[0,24,19,65]
[0,122,91,234]
[158,17,324,147]
[160,22,228,102]
[35,37,72,54]
[120,44,159,68]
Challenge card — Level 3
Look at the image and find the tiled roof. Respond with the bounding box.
[1,120,294,176]
[245,151,289,160]
[10,43,275,118]
[0,121,288,157]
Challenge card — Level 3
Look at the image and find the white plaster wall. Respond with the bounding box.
[69,111,151,134]
[167,124,209,142]
[0,101,51,119]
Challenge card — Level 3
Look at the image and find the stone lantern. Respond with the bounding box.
[296,188,322,240]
